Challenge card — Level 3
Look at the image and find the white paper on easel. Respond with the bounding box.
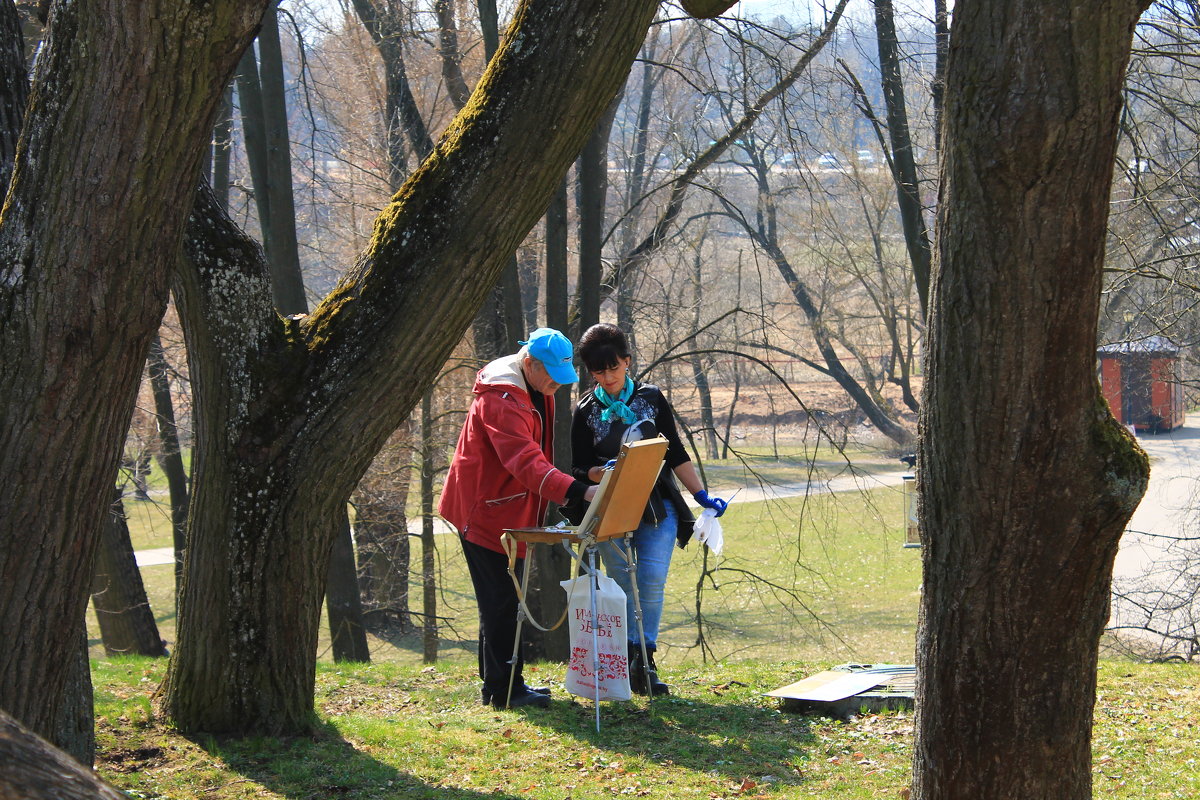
[561,575,631,701]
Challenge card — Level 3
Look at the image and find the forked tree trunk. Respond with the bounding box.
[913,2,1152,798]
[158,0,663,735]
[0,0,267,746]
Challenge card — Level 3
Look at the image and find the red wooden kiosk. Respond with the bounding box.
[1098,336,1185,432]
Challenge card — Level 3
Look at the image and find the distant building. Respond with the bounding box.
[1098,336,1185,432]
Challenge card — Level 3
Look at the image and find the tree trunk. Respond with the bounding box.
[236,46,272,248]
[51,626,93,767]
[327,511,371,662]
[522,178,571,663]
[0,0,26,191]
[91,489,167,658]
[147,334,190,602]
[257,1,306,314]
[159,0,663,735]
[211,85,234,211]
[420,391,439,663]
[0,0,267,745]
[0,709,126,799]
[577,99,618,336]
[873,0,932,318]
[913,2,1152,799]
[469,0,526,357]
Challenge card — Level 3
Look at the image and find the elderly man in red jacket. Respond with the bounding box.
[440,328,597,709]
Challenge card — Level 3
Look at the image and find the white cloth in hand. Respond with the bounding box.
[693,508,724,554]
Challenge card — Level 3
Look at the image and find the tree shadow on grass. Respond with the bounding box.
[529,689,819,787]
[193,719,523,800]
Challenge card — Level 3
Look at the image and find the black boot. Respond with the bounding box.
[628,644,670,696]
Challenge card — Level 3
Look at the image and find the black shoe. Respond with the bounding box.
[482,684,551,709]
[629,645,670,696]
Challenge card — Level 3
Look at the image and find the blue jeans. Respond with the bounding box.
[599,501,677,650]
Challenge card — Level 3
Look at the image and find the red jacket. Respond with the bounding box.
[439,354,575,556]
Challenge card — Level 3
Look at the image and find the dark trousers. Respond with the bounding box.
[461,537,524,693]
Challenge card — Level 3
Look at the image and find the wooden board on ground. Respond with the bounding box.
[766,664,916,717]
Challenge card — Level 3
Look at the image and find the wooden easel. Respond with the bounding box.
[503,437,668,729]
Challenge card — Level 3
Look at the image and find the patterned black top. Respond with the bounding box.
[570,382,696,545]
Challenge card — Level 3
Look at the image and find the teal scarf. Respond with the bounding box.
[595,376,637,424]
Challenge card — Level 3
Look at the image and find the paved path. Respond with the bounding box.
[1113,417,1200,580]
[134,546,177,567]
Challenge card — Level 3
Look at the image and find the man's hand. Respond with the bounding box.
[584,484,598,502]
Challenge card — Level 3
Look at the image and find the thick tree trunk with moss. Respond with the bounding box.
[0,0,267,747]
[913,2,1152,799]
[158,0,665,735]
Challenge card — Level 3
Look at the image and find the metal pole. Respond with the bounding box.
[587,546,601,732]
[620,535,654,708]
[505,551,533,709]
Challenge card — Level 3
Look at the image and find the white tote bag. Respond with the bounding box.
[560,574,632,702]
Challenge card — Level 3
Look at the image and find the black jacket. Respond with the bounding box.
[568,382,696,547]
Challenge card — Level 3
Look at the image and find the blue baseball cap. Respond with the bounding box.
[520,327,578,384]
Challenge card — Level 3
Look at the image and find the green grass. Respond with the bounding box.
[91,477,921,666]
[92,657,1200,799]
[86,454,1200,798]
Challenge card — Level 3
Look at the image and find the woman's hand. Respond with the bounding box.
[693,489,728,517]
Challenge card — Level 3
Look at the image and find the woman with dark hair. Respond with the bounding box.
[570,323,727,696]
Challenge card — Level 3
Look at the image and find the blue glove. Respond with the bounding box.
[693,490,727,517]
[603,458,618,470]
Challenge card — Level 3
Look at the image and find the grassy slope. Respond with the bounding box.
[94,657,1200,799]
[102,455,920,666]
[92,452,1198,797]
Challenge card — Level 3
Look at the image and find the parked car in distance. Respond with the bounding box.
[815,152,844,170]
[856,149,876,165]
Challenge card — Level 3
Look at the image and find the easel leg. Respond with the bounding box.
[586,546,602,732]
[619,534,654,708]
[505,550,534,709]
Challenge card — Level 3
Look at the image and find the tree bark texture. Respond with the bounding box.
[51,626,93,767]
[0,0,268,745]
[159,0,663,735]
[913,2,1152,799]
[0,709,125,799]
[91,490,167,658]
[0,0,26,191]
